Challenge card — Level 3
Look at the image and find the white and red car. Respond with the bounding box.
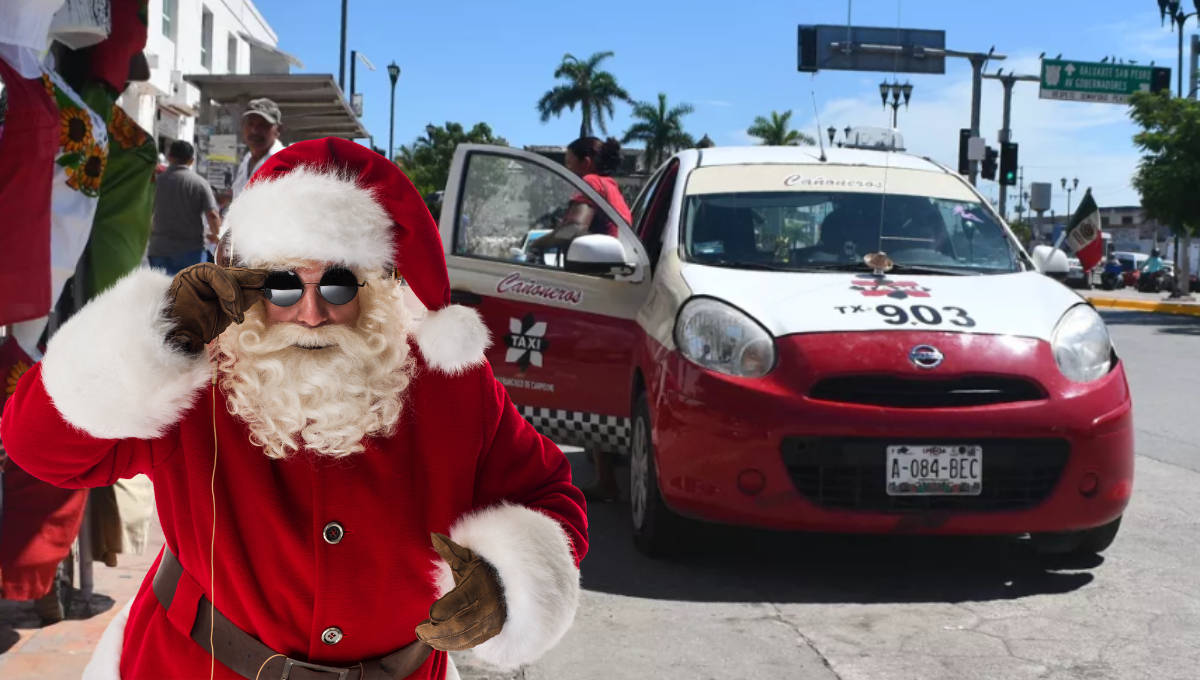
[434,144,1134,558]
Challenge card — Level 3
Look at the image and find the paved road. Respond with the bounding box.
[454,310,1200,680]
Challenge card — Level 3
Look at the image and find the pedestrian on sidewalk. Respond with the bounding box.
[230,98,285,201]
[2,138,587,680]
[146,140,221,276]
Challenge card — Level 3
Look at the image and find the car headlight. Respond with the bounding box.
[674,298,776,378]
[1051,304,1113,383]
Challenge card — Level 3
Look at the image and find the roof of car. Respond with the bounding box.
[687,145,951,173]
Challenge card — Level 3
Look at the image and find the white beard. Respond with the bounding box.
[214,278,414,460]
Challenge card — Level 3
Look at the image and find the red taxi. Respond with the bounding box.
[434,144,1134,558]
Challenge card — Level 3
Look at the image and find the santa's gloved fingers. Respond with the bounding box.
[430,533,478,575]
[416,606,506,651]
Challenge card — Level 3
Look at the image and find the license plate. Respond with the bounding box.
[886,445,982,496]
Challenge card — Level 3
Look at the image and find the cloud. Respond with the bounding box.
[702,100,732,108]
[797,50,1145,210]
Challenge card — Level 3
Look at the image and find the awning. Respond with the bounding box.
[238,32,305,69]
[183,74,368,142]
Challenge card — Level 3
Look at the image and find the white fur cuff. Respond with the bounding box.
[40,268,211,440]
[413,304,491,376]
[437,503,580,670]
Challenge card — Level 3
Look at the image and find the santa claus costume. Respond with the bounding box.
[1,138,588,680]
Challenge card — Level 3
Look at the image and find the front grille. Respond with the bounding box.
[781,437,1069,512]
[809,375,1045,408]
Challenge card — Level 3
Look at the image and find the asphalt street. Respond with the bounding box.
[453,310,1200,680]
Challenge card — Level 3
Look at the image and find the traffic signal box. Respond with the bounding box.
[999,142,1018,187]
[981,146,999,181]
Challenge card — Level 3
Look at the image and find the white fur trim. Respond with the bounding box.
[413,305,491,376]
[40,268,211,440]
[224,165,394,271]
[82,598,132,680]
[445,655,461,680]
[438,503,580,670]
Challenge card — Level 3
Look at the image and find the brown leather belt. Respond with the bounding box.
[152,548,432,680]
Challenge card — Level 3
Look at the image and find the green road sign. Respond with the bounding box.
[1039,59,1168,103]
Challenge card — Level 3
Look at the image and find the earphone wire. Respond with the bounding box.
[210,364,218,680]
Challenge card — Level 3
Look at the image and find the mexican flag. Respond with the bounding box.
[1065,189,1104,271]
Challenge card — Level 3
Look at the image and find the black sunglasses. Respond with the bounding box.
[260,268,366,307]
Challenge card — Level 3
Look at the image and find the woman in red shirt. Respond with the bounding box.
[529,137,633,253]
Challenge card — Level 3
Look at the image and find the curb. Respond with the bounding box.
[1087,296,1200,317]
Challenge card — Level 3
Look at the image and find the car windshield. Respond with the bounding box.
[681,190,1021,274]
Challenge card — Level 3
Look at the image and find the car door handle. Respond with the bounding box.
[450,290,483,306]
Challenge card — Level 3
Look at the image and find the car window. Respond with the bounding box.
[630,164,668,238]
[453,153,621,272]
[681,191,1021,274]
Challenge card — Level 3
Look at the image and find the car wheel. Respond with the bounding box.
[629,392,688,558]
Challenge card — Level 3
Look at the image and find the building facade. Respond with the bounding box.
[118,0,280,156]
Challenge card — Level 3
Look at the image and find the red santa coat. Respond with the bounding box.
[0,269,588,680]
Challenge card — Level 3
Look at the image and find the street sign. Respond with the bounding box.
[797,25,946,74]
[352,93,364,117]
[1039,59,1170,103]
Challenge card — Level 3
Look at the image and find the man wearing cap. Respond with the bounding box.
[2,138,587,680]
[231,98,286,200]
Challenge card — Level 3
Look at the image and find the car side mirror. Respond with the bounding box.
[564,234,637,278]
[1031,245,1070,282]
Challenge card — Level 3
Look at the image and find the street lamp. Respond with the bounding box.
[1061,177,1079,218]
[387,62,400,162]
[879,79,913,128]
[827,126,836,146]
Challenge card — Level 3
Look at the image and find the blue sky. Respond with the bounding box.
[256,0,1191,210]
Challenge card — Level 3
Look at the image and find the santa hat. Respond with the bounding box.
[221,137,490,375]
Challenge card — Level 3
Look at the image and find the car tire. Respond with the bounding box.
[629,392,689,558]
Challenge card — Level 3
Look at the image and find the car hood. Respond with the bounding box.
[678,265,1086,343]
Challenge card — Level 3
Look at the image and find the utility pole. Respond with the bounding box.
[983,69,1039,214]
[338,0,349,92]
[968,55,985,186]
[1017,165,1026,222]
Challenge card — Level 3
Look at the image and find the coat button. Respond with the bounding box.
[323,522,344,545]
[321,627,343,645]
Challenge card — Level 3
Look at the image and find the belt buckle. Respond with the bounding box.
[281,658,351,680]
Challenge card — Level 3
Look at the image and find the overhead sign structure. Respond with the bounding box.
[1039,59,1171,104]
[798,25,946,75]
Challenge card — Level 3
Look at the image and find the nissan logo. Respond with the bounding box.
[909,345,944,369]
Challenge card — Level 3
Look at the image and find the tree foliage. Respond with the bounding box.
[397,121,508,199]
[747,110,816,147]
[536,52,633,139]
[622,93,696,171]
[1128,91,1200,237]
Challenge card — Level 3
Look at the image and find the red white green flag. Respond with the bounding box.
[1065,188,1103,271]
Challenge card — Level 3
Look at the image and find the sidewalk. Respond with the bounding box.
[1083,288,1200,317]
[0,514,164,680]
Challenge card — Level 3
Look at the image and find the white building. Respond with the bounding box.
[118,0,287,154]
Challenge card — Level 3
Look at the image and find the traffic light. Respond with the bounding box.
[999,142,1018,186]
[958,129,971,175]
[1151,67,1172,94]
[981,146,998,181]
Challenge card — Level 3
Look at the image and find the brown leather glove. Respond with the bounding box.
[166,263,268,355]
[415,533,506,651]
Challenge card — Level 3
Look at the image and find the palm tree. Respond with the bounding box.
[622,93,696,170]
[536,52,632,138]
[747,110,815,146]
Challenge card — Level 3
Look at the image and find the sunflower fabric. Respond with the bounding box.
[82,83,156,297]
[0,56,57,327]
[40,66,108,316]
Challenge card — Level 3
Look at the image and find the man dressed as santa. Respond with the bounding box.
[1,138,588,680]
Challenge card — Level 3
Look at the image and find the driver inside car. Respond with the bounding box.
[815,195,884,259]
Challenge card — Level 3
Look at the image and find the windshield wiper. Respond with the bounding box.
[799,262,976,276]
[697,260,798,272]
